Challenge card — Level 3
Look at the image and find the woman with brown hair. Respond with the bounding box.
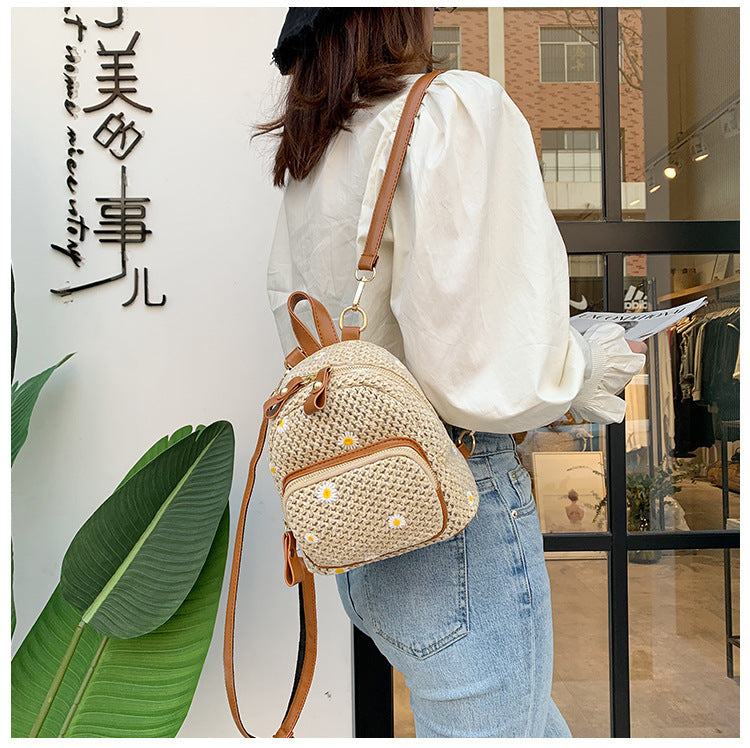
[259,7,645,738]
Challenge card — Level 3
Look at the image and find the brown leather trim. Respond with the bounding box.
[303,366,331,415]
[285,346,307,369]
[263,376,305,418]
[340,325,360,341]
[223,415,270,737]
[223,414,318,739]
[273,571,317,738]
[283,530,307,587]
[358,71,443,272]
[282,436,435,493]
[287,291,339,355]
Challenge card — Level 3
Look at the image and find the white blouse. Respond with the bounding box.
[266,69,645,434]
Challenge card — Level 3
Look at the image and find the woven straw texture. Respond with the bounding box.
[285,450,445,569]
[268,340,479,574]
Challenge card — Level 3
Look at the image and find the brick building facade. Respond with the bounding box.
[435,7,645,220]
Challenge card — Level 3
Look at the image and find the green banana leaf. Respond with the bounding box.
[11,352,75,466]
[60,420,234,639]
[116,424,205,490]
[11,508,229,737]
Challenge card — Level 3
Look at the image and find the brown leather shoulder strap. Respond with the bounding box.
[358,70,443,273]
[223,411,318,738]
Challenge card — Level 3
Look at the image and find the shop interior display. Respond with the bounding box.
[515,257,740,547]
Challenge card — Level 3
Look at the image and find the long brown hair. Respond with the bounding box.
[253,8,441,188]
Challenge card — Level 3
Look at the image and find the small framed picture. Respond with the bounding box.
[531,452,607,559]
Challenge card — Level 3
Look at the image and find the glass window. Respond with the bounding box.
[624,253,739,534]
[549,556,610,737]
[628,549,739,736]
[540,26,600,83]
[517,255,608,536]
[432,25,461,70]
[541,129,614,183]
[435,7,603,219]
[625,7,740,220]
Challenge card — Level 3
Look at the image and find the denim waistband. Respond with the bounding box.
[444,423,517,456]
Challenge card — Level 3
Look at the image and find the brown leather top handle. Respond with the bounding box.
[284,291,342,369]
[358,70,443,272]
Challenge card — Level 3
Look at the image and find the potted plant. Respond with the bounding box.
[592,460,697,563]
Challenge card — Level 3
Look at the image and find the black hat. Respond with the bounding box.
[272,7,347,75]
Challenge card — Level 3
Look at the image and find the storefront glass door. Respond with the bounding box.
[354,7,740,738]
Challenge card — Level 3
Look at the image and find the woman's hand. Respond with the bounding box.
[626,339,647,356]
[613,339,648,395]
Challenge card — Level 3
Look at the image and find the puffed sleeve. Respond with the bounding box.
[387,71,645,433]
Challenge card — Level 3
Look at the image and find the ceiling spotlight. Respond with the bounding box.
[663,158,680,179]
[647,172,661,193]
[690,134,709,161]
[722,105,739,138]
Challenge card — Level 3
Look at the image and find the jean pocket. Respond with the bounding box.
[361,531,469,660]
[507,462,538,518]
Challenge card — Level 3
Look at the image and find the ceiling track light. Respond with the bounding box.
[663,158,680,180]
[646,171,661,193]
[690,134,709,161]
[722,105,739,138]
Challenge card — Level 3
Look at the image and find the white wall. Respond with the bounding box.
[11,6,353,738]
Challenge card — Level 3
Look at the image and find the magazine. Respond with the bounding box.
[569,296,708,341]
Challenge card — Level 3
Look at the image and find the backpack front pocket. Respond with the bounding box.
[282,437,447,570]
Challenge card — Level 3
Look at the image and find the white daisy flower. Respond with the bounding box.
[388,514,407,529]
[339,431,359,450]
[276,417,287,433]
[395,360,405,368]
[270,465,276,475]
[314,351,325,359]
[304,532,318,544]
[316,482,338,503]
[467,490,475,506]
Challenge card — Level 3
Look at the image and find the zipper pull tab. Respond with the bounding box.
[303,366,331,415]
[263,375,305,417]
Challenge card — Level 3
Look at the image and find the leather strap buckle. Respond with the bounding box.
[455,429,476,458]
[339,305,368,333]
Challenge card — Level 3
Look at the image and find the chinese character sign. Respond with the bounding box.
[50,7,166,308]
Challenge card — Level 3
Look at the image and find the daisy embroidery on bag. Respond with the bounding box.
[388,514,406,529]
[467,490,475,506]
[339,431,358,450]
[276,417,287,433]
[316,482,338,503]
[270,465,276,475]
[304,533,318,544]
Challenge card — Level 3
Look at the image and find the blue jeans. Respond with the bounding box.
[335,426,572,738]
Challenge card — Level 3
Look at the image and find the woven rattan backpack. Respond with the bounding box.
[223,70,480,738]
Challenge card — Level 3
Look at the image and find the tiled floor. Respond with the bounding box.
[392,480,740,738]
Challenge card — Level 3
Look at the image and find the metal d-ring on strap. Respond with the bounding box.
[456,429,476,457]
[339,267,376,333]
